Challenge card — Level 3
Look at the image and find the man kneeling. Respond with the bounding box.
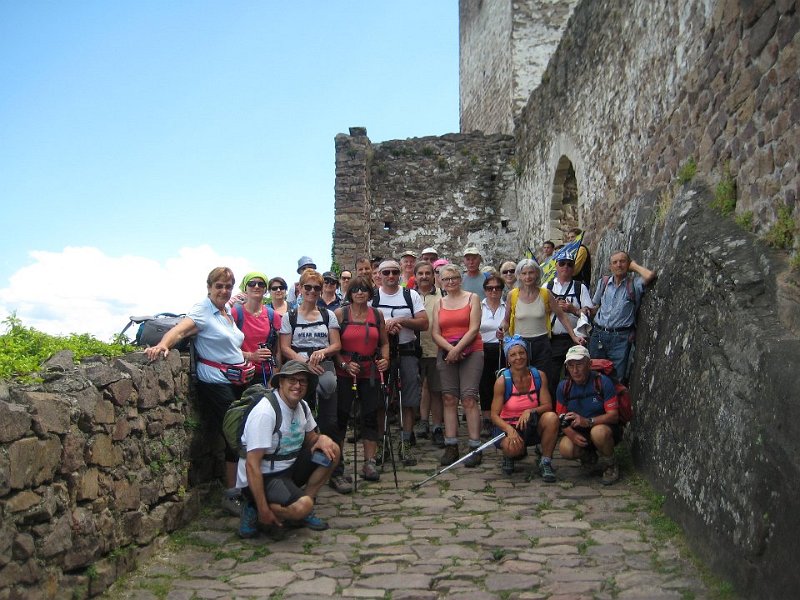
[556,346,621,485]
[237,360,340,537]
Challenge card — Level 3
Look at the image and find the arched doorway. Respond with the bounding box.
[550,155,579,242]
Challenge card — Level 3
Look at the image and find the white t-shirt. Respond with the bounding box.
[279,309,339,357]
[545,279,594,335]
[235,391,317,486]
[373,287,426,345]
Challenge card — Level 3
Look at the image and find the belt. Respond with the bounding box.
[551,333,571,339]
[397,341,417,349]
[593,324,634,333]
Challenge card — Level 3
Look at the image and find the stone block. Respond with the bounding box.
[40,514,73,559]
[12,534,35,561]
[76,468,100,501]
[60,429,86,474]
[0,450,9,498]
[94,399,115,424]
[0,401,31,443]
[42,350,75,372]
[8,437,61,489]
[106,378,133,406]
[22,392,72,435]
[111,418,130,442]
[5,490,41,513]
[86,434,122,468]
[113,479,140,511]
[82,362,122,387]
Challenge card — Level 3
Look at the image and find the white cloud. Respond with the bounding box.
[0,245,255,341]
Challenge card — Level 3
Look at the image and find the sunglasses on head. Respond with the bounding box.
[303,284,323,292]
[381,269,400,276]
[246,281,266,288]
[270,285,287,291]
[557,261,575,267]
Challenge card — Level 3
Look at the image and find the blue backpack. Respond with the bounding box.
[501,366,542,403]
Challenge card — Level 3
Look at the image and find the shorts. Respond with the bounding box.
[420,357,442,393]
[244,446,316,507]
[572,423,624,448]
[492,412,541,448]
[437,350,483,401]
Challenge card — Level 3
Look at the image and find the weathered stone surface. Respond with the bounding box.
[76,468,99,501]
[106,378,134,406]
[5,491,41,513]
[86,434,122,467]
[82,362,122,388]
[0,401,31,443]
[8,437,61,489]
[60,429,86,474]
[22,392,72,435]
[42,350,75,373]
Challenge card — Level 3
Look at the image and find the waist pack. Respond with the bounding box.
[198,358,255,386]
[121,313,192,352]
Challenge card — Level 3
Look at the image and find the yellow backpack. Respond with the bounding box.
[507,288,552,337]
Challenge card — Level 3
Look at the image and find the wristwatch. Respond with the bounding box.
[340,361,348,370]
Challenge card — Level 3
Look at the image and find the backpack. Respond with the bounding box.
[231,302,280,350]
[507,288,552,337]
[222,384,311,462]
[598,275,637,307]
[562,359,632,425]
[373,287,421,357]
[574,244,592,283]
[288,307,330,331]
[121,313,192,352]
[339,304,382,339]
[546,279,583,328]
[500,366,542,403]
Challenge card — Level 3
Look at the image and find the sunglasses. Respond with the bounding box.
[246,281,266,288]
[350,285,371,294]
[270,285,287,291]
[340,276,351,280]
[484,285,503,291]
[303,284,323,292]
[501,269,515,275]
[381,269,400,276]
[557,261,575,267]
[324,279,338,285]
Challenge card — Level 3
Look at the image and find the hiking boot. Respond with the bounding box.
[501,456,515,475]
[298,510,329,531]
[414,420,430,440]
[463,449,482,468]
[480,419,492,439]
[400,440,417,466]
[238,498,258,538]
[329,474,353,494]
[432,426,445,448]
[362,458,380,481]
[539,459,557,483]
[440,444,459,466]
[580,449,599,474]
[221,491,243,517]
[600,457,619,486]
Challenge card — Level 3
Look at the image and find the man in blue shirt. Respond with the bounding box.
[589,251,657,382]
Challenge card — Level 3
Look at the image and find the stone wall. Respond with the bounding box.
[513,0,799,255]
[333,128,519,270]
[0,350,219,599]
[459,0,578,135]
[596,183,800,599]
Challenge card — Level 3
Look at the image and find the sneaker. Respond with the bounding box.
[501,456,515,475]
[238,498,258,538]
[580,449,599,474]
[414,421,430,440]
[600,458,619,486]
[440,444,459,466]
[400,440,417,466]
[221,492,243,517]
[362,458,380,481]
[480,419,492,439]
[463,449,482,468]
[374,441,384,466]
[303,510,329,531]
[432,427,445,448]
[539,459,557,483]
[329,474,353,494]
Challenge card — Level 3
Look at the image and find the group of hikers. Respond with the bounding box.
[145,227,657,538]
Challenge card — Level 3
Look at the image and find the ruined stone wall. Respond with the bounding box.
[459,0,578,135]
[513,0,798,256]
[333,128,519,270]
[0,350,219,598]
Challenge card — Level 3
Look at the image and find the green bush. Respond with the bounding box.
[734,210,753,231]
[0,314,132,380]
[764,204,796,250]
[677,157,697,184]
[712,169,737,215]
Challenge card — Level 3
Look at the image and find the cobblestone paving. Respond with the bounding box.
[104,434,713,599]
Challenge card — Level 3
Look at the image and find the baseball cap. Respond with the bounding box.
[420,247,438,257]
[399,250,417,259]
[322,271,337,283]
[463,246,481,256]
[564,345,591,363]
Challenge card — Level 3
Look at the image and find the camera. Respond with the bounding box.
[258,343,277,367]
[559,413,574,428]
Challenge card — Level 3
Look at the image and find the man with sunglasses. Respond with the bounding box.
[544,249,594,398]
[318,271,342,311]
[372,259,429,466]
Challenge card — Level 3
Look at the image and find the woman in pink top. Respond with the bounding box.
[431,264,484,467]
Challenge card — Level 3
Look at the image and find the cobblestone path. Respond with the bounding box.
[104,434,713,599]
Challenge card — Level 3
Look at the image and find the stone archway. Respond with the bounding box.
[550,155,579,243]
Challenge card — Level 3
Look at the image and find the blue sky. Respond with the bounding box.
[0,1,459,339]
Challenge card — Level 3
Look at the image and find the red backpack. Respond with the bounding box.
[563,358,633,425]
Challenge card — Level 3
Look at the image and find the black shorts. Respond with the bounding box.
[244,447,316,507]
[572,424,623,448]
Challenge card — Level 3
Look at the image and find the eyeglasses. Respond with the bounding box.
[350,285,371,294]
[303,284,323,292]
[213,283,234,290]
[557,261,575,267]
[246,281,266,288]
[484,285,503,291]
[284,375,308,387]
[442,276,461,283]
[381,269,400,276]
[501,270,515,275]
[270,285,287,291]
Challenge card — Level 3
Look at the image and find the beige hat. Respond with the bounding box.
[399,249,417,259]
[378,259,401,271]
[564,345,591,363]
[420,247,438,257]
[270,360,319,389]
[463,246,481,256]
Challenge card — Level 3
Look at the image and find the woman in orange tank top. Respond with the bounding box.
[431,264,485,467]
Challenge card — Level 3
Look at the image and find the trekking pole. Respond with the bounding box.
[351,374,359,492]
[412,432,506,490]
[379,370,399,489]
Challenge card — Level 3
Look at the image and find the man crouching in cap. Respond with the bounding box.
[236,360,339,537]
